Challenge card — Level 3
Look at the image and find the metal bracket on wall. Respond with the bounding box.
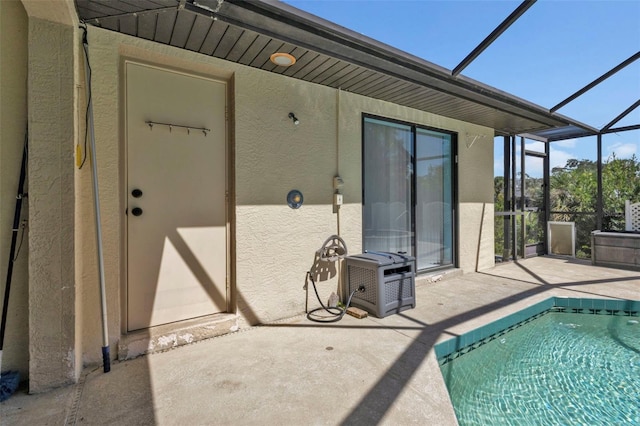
[145,120,211,136]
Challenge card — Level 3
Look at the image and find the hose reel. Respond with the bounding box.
[306,235,360,323]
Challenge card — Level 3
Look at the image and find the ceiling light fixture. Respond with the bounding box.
[270,52,296,67]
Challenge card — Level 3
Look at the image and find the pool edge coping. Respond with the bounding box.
[434,296,640,363]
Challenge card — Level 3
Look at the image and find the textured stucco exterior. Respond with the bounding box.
[337,91,495,273]
[4,1,495,392]
[0,0,29,378]
[23,1,80,391]
[80,25,494,353]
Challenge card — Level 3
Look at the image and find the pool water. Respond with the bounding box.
[440,311,640,425]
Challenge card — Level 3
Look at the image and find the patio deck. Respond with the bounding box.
[2,256,639,425]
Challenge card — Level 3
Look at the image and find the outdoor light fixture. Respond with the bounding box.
[270,52,296,67]
[287,189,304,209]
[288,112,300,126]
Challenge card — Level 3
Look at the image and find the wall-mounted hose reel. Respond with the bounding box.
[317,235,347,263]
[306,235,360,323]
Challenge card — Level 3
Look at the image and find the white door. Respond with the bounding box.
[126,62,227,331]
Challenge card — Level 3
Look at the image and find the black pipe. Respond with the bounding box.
[0,132,28,363]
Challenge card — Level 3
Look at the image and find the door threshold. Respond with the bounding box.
[416,267,462,284]
[118,313,238,360]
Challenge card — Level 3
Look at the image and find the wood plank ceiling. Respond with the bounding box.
[75,0,590,136]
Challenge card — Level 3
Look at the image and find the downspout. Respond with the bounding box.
[335,88,343,300]
[335,88,341,235]
[80,25,110,373]
[333,87,348,301]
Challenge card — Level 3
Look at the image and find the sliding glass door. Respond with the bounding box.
[363,118,413,254]
[363,116,456,271]
[416,128,454,269]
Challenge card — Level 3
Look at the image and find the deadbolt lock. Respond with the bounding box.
[132,189,143,198]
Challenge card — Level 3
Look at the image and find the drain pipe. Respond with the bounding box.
[334,88,342,235]
[80,25,110,373]
[335,88,344,299]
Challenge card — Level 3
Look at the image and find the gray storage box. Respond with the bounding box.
[345,252,415,318]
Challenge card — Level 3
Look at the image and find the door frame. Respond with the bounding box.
[522,149,547,257]
[120,58,235,333]
[522,139,548,258]
[497,135,550,262]
[361,113,458,273]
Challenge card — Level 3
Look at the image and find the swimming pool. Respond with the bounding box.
[435,298,640,425]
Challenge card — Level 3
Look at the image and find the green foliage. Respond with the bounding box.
[496,152,640,260]
[549,153,640,258]
[550,159,597,214]
[602,153,640,230]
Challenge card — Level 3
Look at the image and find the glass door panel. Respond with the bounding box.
[363,118,413,254]
[416,129,453,269]
[524,154,545,256]
[363,116,456,272]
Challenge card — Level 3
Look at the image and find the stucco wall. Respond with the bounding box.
[338,93,495,273]
[22,0,80,391]
[78,26,495,366]
[0,0,29,377]
[457,131,495,272]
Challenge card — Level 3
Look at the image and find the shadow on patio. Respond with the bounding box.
[2,257,639,425]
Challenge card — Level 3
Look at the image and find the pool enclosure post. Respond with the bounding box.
[544,140,550,253]
[503,135,511,260]
[596,133,603,230]
[511,135,517,260]
[520,136,526,257]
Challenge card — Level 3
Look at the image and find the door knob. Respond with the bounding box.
[132,207,143,216]
[132,189,143,198]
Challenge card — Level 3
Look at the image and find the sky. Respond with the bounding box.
[283,0,640,176]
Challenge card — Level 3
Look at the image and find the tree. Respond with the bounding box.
[496,153,639,259]
[549,154,640,257]
[602,153,640,230]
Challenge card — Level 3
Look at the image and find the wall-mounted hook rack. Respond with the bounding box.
[145,120,211,136]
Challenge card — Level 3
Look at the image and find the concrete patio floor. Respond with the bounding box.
[2,256,639,425]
